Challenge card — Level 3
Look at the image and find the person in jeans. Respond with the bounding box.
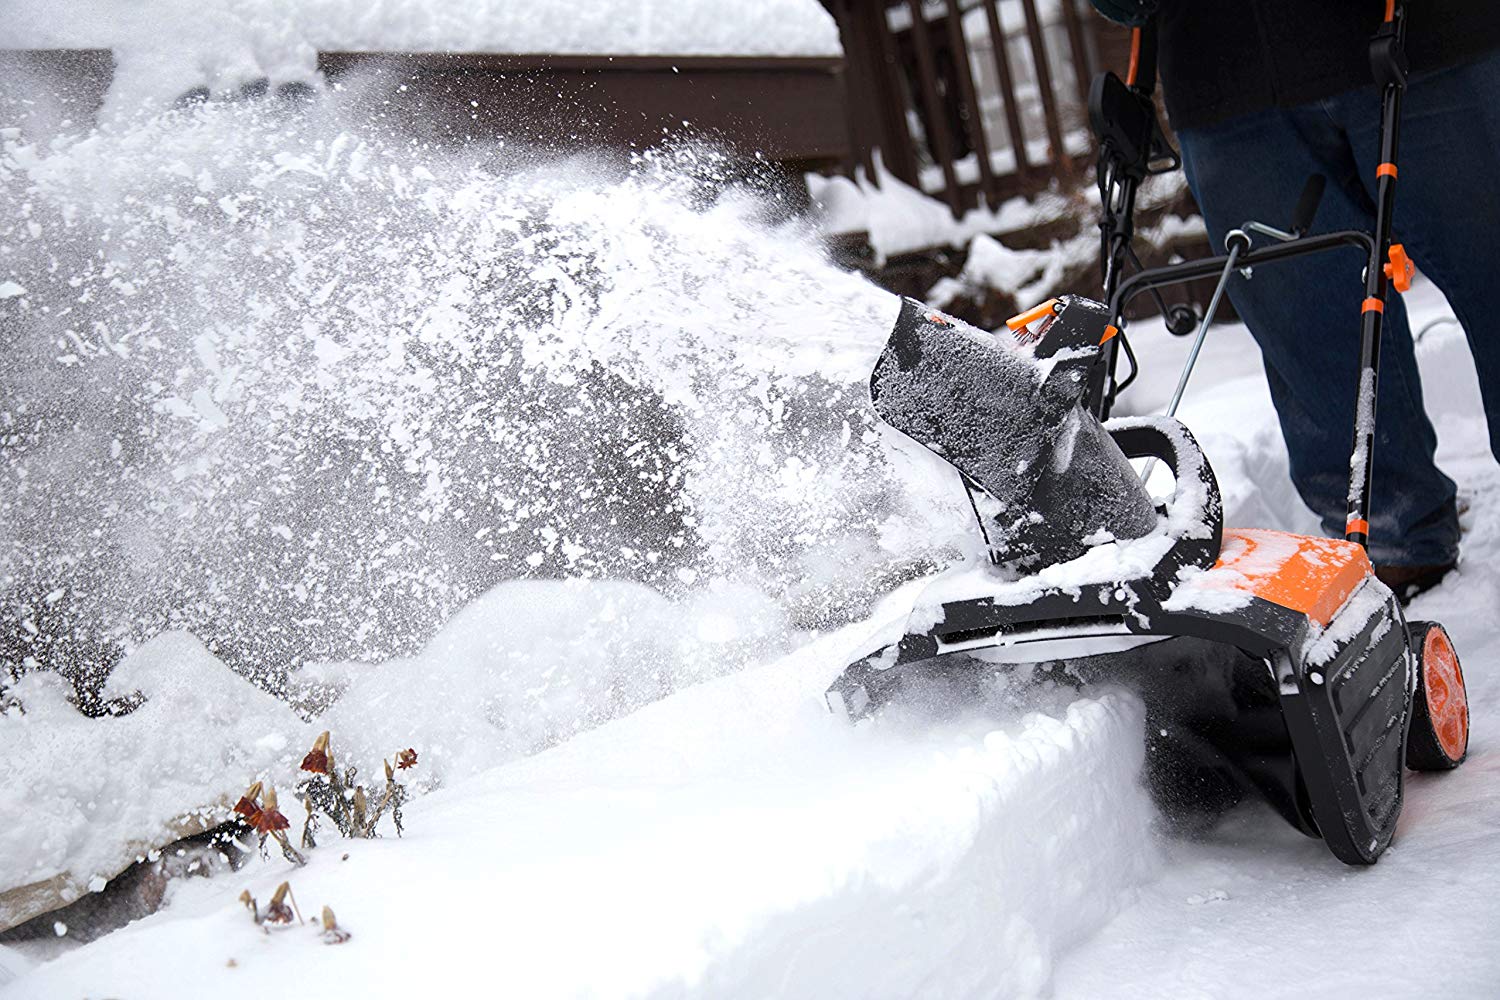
[1089,0,1500,597]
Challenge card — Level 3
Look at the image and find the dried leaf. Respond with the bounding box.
[235,800,263,829]
[300,747,329,775]
[252,807,290,835]
[252,784,290,835]
[396,748,418,771]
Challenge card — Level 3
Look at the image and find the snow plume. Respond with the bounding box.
[0,88,959,720]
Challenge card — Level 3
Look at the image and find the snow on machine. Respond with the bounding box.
[825,1,1469,865]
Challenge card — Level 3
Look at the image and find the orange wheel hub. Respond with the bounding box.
[1422,626,1469,761]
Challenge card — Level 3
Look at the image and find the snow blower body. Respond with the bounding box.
[826,1,1470,865]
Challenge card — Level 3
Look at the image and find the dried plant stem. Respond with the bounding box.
[270,828,306,867]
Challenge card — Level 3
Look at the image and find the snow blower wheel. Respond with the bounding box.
[1405,621,1469,770]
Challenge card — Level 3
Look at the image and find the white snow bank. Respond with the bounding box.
[1,576,796,925]
[307,577,794,786]
[0,633,307,925]
[5,614,1160,999]
[7,0,842,116]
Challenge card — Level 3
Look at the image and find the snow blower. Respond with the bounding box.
[826,1,1470,865]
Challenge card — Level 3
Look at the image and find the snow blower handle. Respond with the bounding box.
[1345,0,1409,550]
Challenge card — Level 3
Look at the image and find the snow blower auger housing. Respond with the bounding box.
[826,0,1468,866]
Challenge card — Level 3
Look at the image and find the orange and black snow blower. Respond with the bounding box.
[826,1,1469,864]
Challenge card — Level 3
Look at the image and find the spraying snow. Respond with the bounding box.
[0,82,979,922]
[1,89,937,712]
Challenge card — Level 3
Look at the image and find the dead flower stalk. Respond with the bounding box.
[295,731,415,842]
[233,781,305,866]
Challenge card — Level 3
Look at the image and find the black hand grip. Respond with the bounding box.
[1290,173,1326,236]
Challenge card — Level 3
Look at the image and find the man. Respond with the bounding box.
[1090,0,1500,598]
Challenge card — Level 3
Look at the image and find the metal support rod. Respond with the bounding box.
[1139,232,1245,481]
[1163,234,1245,420]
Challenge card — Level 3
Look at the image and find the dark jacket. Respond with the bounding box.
[1098,1,1500,131]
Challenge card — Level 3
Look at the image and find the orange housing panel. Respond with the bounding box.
[1202,528,1373,626]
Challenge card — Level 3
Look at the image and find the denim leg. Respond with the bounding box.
[1330,50,1500,463]
[1177,106,1459,566]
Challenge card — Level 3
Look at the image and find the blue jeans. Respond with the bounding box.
[1176,50,1500,566]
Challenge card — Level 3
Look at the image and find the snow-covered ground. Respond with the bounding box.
[4,89,1499,1000]
[9,273,1498,999]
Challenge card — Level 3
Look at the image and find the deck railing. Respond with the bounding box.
[825,0,1125,215]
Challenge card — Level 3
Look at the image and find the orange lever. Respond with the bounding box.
[1383,243,1414,294]
[1005,298,1060,332]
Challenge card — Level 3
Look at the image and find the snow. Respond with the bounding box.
[0,633,305,928]
[1302,576,1395,667]
[5,61,1500,1000]
[807,155,1202,261]
[6,0,842,117]
[10,610,1161,999]
[308,577,796,785]
[0,946,29,988]
[0,575,801,931]
[807,155,1075,258]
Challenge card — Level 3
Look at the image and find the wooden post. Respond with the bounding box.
[1018,0,1073,179]
[868,2,922,185]
[904,0,965,215]
[1058,0,1096,107]
[828,0,881,177]
[943,0,999,204]
[981,0,1031,182]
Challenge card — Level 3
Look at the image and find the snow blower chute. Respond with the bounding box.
[826,1,1469,865]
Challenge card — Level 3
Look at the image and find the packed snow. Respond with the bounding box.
[4,55,1499,1000]
[9,612,1165,999]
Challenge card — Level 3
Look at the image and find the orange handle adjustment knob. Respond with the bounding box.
[1383,243,1414,294]
[1005,297,1060,332]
